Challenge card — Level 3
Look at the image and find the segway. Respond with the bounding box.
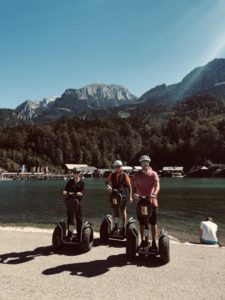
[126,196,170,264]
[100,189,128,243]
[52,193,94,253]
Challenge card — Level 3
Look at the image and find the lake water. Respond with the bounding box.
[0,178,225,243]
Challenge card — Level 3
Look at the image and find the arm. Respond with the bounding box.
[62,181,69,196]
[151,180,160,197]
[151,171,160,198]
[125,174,133,203]
[128,184,133,203]
[105,173,112,192]
[76,180,85,197]
[132,174,139,201]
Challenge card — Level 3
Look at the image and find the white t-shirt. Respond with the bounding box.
[200,221,218,242]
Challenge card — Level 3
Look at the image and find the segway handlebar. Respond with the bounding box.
[139,194,157,200]
[139,196,150,199]
[67,192,82,197]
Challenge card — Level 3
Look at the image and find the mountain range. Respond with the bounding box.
[139,58,225,106]
[1,58,225,126]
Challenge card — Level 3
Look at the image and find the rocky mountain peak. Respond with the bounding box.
[40,96,58,108]
[62,83,137,101]
[12,83,137,122]
[15,100,40,120]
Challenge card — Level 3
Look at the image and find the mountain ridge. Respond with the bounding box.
[139,58,225,106]
[12,83,137,122]
[1,58,225,125]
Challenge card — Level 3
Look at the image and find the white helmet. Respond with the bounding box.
[114,160,123,167]
[139,155,151,163]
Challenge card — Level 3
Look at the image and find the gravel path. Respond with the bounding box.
[0,227,225,300]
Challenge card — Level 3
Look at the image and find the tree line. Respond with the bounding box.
[0,94,225,172]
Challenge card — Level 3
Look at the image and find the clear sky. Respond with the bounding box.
[1,0,225,109]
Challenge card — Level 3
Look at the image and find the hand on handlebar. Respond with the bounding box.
[76,192,82,196]
[106,185,112,192]
[150,194,157,199]
[133,193,139,201]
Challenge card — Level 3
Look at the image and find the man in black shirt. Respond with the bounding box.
[63,167,84,241]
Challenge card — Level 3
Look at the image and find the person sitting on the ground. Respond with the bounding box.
[200,217,218,245]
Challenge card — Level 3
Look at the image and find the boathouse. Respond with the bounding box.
[160,166,184,177]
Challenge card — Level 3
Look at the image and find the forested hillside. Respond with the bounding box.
[1,93,225,172]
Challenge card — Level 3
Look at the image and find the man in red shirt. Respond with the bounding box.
[105,160,132,235]
[132,155,160,251]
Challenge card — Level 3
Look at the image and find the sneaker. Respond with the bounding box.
[67,232,73,242]
[151,240,158,252]
[138,240,149,250]
[66,236,73,242]
[138,240,145,250]
[112,225,118,233]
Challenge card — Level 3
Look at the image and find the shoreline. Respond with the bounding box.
[0,225,220,247]
[0,224,179,241]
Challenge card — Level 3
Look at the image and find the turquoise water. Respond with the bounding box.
[0,178,225,243]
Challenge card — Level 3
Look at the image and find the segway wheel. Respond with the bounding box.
[126,225,138,260]
[80,227,94,253]
[52,226,62,251]
[159,234,170,264]
[100,218,109,243]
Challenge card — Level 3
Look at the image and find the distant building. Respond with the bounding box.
[133,166,142,171]
[93,169,110,178]
[160,166,184,177]
[65,164,88,173]
[81,166,97,177]
[122,166,133,173]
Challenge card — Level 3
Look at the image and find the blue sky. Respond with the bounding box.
[1,0,225,109]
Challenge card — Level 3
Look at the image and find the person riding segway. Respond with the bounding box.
[126,155,170,263]
[133,155,160,251]
[63,167,84,242]
[100,160,132,242]
[52,167,93,253]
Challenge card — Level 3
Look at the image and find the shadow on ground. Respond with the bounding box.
[0,246,54,264]
[0,237,126,265]
[42,253,166,278]
[0,243,94,264]
[93,237,126,248]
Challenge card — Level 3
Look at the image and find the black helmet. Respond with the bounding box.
[72,167,82,174]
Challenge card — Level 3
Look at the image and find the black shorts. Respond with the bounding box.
[136,204,158,226]
[110,195,127,211]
